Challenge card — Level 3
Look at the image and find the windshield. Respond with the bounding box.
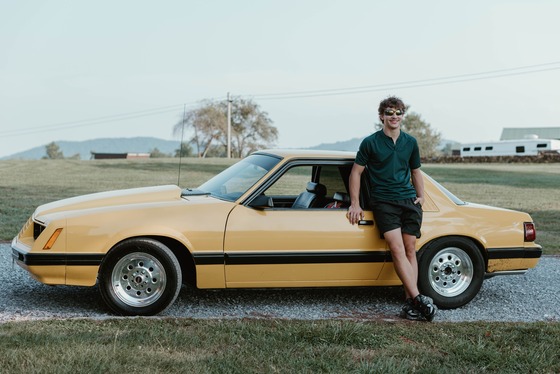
[198,154,281,202]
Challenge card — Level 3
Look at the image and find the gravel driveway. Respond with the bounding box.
[1,243,558,323]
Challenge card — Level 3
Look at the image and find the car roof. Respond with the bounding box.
[255,149,357,161]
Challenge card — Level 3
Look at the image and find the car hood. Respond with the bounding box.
[34,185,184,218]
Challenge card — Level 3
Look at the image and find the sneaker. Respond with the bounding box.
[413,294,438,322]
[399,298,422,321]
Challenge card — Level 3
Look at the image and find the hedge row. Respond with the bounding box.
[424,153,560,163]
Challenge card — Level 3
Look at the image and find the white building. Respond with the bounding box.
[460,137,560,157]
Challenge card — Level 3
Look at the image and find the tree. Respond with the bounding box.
[174,101,225,158]
[440,142,460,156]
[401,112,442,158]
[174,142,193,157]
[173,98,278,158]
[376,111,442,158]
[44,142,64,159]
[225,98,278,158]
[150,148,169,158]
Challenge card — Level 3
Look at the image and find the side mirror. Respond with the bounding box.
[248,195,274,209]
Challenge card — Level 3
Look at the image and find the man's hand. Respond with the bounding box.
[347,204,364,225]
[414,196,425,206]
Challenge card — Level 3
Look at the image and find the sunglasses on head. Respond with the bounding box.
[384,109,404,116]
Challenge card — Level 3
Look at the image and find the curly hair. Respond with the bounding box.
[378,96,406,115]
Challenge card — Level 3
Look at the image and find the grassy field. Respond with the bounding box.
[1,158,559,372]
[0,319,558,373]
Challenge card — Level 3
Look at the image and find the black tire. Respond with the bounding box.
[418,236,485,309]
[98,238,182,316]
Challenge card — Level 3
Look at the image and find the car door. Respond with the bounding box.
[223,162,388,288]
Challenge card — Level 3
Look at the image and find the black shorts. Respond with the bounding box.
[371,198,423,238]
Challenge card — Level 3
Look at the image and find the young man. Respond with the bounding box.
[347,96,437,321]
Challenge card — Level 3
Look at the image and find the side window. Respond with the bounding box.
[266,165,312,197]
[318,165,349,197]
[260,163,351,209]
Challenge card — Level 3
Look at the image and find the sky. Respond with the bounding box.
[1,0,560,158]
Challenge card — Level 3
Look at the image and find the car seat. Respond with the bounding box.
[325,192,350,208]
[292,182,327,209]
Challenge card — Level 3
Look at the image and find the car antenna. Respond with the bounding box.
[177,103,187,187]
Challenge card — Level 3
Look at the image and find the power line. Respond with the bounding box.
[243,61,560,100]
[0,102,199,137]
[3,61,559,137]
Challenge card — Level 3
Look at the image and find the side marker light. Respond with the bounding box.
[43,228,63,250]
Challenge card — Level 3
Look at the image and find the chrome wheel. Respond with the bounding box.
[419,237,484,309]
[111,252,167,307]
[100,238,182,315]
[428,247,474,297]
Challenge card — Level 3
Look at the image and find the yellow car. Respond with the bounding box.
[11,150,542,316]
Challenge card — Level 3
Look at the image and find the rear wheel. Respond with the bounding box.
[418,237,485,309]
[99,238,182,316]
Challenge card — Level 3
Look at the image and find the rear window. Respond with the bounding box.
[424,174,466,205]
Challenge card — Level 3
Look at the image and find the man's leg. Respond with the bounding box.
[383,228,419,300]
[388,229,437,321]
[401,232,437,321]
[402,232,419,298]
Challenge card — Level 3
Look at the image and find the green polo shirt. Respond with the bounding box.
[355,130,421,201]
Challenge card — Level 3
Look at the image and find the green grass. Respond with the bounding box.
[0,319,558,373]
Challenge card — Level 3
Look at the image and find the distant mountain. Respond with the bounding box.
[2,137,182,160]
[2,136,459,160]
[309,136,459,153]
[308,137,363,152]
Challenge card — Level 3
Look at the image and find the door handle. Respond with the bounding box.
[358,220,374,226]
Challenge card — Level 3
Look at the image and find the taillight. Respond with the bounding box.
[524,222,536,242]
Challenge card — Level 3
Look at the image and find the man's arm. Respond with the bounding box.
[411,168,425,206]
[347,163,365,225]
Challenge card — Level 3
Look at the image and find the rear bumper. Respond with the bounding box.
[486,245,542,274]
[487,246,542,260]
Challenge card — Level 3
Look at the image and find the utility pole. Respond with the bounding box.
[227,92,232,158]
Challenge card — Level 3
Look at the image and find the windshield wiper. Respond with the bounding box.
[181,188,211,197]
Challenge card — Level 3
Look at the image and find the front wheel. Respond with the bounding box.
[99,238,182,316]
[418,237,485,309]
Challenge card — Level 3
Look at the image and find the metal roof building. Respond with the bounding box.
[500,127,560,140]
[91,152,150,160]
